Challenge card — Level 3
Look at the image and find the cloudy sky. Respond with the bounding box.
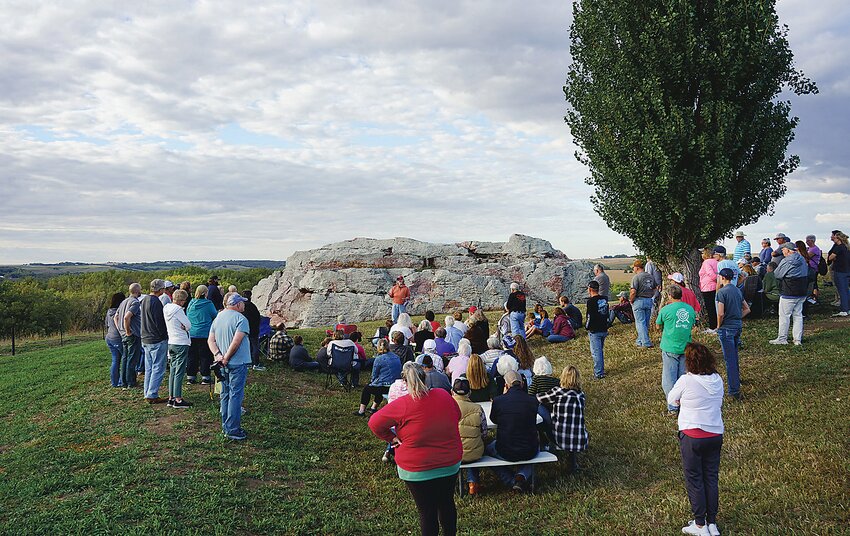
[1,0,847,264]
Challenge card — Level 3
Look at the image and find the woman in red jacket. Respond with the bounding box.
[368,361,463,536]
[547,307,576,343]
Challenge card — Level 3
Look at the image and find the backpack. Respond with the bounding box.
[818,255,828,276]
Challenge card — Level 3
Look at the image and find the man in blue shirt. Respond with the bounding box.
[716,268,751,400]
[733,231,751,262]
[209,293,252,440]
[715,246,739,287]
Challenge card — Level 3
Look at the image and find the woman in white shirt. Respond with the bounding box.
[389,312,415,345]
[667,342,724,536]
[163,289,193,408]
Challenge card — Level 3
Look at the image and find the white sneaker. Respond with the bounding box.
[708,523,720,536]
[806,297,817,305]
[252,364,267,371]
[793,341,802,346]
[833,311,848,317]
[768,338,788,345]
[682,520,710,535]
[703,328,717,335]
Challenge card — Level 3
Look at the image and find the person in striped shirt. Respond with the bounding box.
[732,231,751,261]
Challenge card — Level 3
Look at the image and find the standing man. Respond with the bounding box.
[716,268,750,400]
[772,233,790,264]
[207,275,224,311]
[388,276,411,323]
[629,260,657,348]
[770,242,809,346]
[656,284,696,413]
[209,293,252,441]
[645,257,663,312]
[732,231,751,262]
[241,289,265,371]
[715,246,739,287]
[586,281,610,379]
[759,238,774,266]
[506,282,527,339]
[160,280,176,305]
[593,264,610,301]
[116,283,143,389]
[141,279,169,404]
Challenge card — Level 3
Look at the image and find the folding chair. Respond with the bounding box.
[258,317,272,361]
[370,326,389,350]
[325,344,356,391]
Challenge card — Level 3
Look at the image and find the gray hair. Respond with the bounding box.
[510,282,519,291]
[487,335,502,350]
[128,282,142,295]
[533,356,553,376]
[593,264,605,272]
[418,319,432,332]
[445,316,454,327]
[172,289,189,304]
[457,339,472,357]
[806,234,816,241]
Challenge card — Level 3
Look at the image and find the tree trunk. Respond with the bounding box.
[660,248,707,321]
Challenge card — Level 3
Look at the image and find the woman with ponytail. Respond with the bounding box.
[368,361,463,536]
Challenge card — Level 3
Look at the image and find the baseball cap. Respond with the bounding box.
[780,242,796,251]
[452,378,471,396]
[423,339,437,352]
[718,268,735,280]
[774,233,788,240]
[616,291,628,299]
[150,279,166,292]
[468,306,478,314]
[226,293,248,306]
[588,280,600,290]
[163,280,175,289]
[713,246,727,255]
[737,258,748,266]
[667,272,685,283]
[503,370,522,387]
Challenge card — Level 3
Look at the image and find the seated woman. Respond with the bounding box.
[413,319,435,353]
[526,309,553,339]
[536,365,588,472]
[390,331,416,364]
[528,356,560,449]
[389,312,416,345]
[445,339,472,384]
[480,335,504,370]
[451,378,487,496]
[523,312,537,335]
[353,338,402,416]
[513,336,535,388]
[416,338,445,373]
[547,307,576,343]
[466,353,497,402]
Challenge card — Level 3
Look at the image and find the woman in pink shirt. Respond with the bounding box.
[698,249,720,331]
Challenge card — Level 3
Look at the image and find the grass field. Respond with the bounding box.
[0,296,848,535]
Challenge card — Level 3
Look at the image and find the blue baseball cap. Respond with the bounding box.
[713,246,727,255]
[226,293,248,306]
[718,268,735,280]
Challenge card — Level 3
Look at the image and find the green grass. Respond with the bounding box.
[0,299,848,535]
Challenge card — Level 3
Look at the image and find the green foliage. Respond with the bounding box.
[0,279,71,337]
[564,0,817,264]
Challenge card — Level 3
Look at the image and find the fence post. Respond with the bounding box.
[59,321,63,346]
[11,324,14,356]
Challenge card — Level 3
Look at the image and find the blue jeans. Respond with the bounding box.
[142,340,168,399]
[391,303,407,323]
[537,405,557,447]
[632,297,654,347]
[661,350,686,410]
[335,360,361,387]
[834,271,850,313]
[509,311,526,339]
[220,364,248,436]
[588,331,607,378]
[120,334,141,387]
[482,441,534,486]
[717,327,741,397]
[107,339,123,387]
[547,334,571,343]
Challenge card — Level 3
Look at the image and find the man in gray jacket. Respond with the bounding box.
[770,243,809,346]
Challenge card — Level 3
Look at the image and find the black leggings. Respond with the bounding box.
[701,291,717,329]
[187,337,213,378]
[360,385,389,406]
[404,472,458,536]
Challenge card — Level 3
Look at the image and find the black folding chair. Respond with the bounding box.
[370,326,389,350]
[325,345,356,391]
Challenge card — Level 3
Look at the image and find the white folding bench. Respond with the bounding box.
[457,451,559,495]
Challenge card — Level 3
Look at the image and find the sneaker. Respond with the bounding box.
[166,398,175,408]
[682,520,710,535]
[793,340,802,346]
[708,523,720,536]
[172,399,193,409]
[806,297,817,305]
[512,474,527,492]
[200,377,213,385]
[594,373,606,380]
[225,430,247,441]
[768,338,788,345]
[833,311,848,317]
[468,482,480,496]
[252,364,267,371]
[186,376,198,384]
[353,410,367,417]
[703,328,717,335]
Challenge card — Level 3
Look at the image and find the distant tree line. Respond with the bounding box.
[0,267,273,338]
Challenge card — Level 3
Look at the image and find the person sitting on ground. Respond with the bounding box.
[315,337,332,370]
[558,295,584,331]
[526,308,553,339]
[421,354,451,392]
[413,319,434,353]
[480,335,504,370]
[353,339,402,417]
[608,291,635,326]
[452,377,488,496]
[425,310,440,332]
[389,312,415,345]
[368,362,463,536]
[762,262,780,314]
[513,335,535,388]
[548,307,576,343]
[327,330,361,387]
[416,338,445,373]
[445,339,472,383]
[536,365,588,472]
[488,370,540,492]
[444,316,464,350]
[268,322,294,364]
[433,327,456,357]
[465,308,490,354]
[288,336,320,372]
[390,330,416,364]
[164,289,193,408]
[524,312,537,334]
[453,309,469,336]
[466,353,497,402]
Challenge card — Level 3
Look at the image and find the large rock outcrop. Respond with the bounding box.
[252,235,594,328]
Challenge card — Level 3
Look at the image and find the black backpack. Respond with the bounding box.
[818,255,828,276]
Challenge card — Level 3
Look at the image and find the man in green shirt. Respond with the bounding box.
[656,284,696,413]
[762,261,780,314]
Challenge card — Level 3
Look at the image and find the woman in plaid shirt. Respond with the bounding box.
[536,365,588,473]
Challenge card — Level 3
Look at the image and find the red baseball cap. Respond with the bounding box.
[468,306,477,313]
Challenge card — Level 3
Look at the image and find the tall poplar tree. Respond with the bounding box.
[564,0,817,293]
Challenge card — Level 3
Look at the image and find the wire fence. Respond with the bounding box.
[0,326,104,356]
